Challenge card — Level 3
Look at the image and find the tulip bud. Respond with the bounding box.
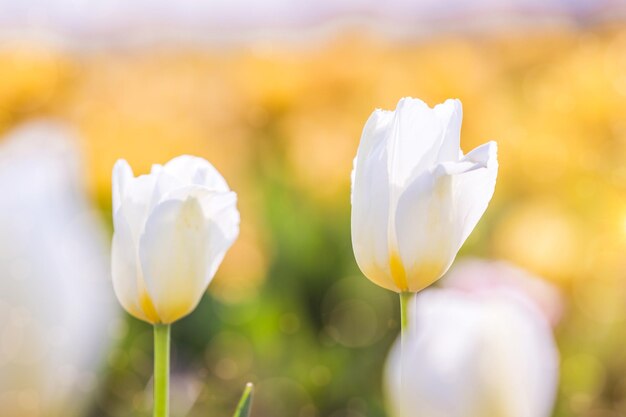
[0,122,117,417]
[385,263,559,417]
[111,155,240,324]
[443,258,564,326]
[351,97,498,293]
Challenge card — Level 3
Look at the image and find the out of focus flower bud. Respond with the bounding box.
[385,260,559,417]
[0,122,118,417]
[443,259,563,326]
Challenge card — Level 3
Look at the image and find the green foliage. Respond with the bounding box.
[232,383,254,417]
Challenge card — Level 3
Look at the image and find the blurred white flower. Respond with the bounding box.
[385,261,559,417]
[351,97,497,293]
[111,156,240,324]
[0,122,118,417]
[443,258,564,326]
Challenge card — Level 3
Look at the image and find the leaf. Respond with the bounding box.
[232,382,254,417]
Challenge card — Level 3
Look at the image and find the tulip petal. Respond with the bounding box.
[112,159,133,213]
[351,110,396,291]
[441,141,498,244]
[443,259,564,326]
[115,175,159,243]
[162,155,230,192]
[139,189,239,323]
[161,185,240,255]
[387,98,455,187]
[393,171,453,291]
[433,99,463,163]
[394,141,497,291]
[385,289,558,417]
[111,207,151,322]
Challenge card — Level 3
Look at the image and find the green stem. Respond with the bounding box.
[399,292,412,389]
[153,324,170,417]
[399,291,411,333]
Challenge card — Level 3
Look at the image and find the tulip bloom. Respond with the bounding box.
[0,122,116,417]
[112,155,240,325]
[385,263,560,417]
[351,98,498,294]
[444,259,563,326]
[112,155,239,417]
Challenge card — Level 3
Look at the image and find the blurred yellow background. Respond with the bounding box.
[2,22,626,417]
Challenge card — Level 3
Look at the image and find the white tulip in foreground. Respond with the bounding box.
[385,261,560,417]
[351,97,498,294]
[112,155,239,417]
[0,122,117,417]
[112,155,240,325]
[444,258,563,326]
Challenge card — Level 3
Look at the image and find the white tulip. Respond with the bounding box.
[351,97,498,293]
[0,122,117,417]
[111,155,239,324]
[385,272,559,417]
[443,258,563,326]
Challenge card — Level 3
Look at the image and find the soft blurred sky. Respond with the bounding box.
[1,0,625,46]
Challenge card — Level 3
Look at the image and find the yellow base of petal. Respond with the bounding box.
[389,252,409,292]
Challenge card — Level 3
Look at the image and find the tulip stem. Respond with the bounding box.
[153,324,170,417]
[399,292,412,390]
[400,292,411,333]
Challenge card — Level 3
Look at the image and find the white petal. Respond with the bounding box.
[445,141,498,244]
[433,99,463,163]
[113,159,181,241]
[394,141,498,291]
[385,289,558,417]
[386,98,448,187]
[151,169,185,205]
[112,159,133,213]
[393,170,455,291]
[116,172,165,243]
[162,155,230,192]
[150,163,164,174]
[351,109,396,290]
[163,186,240,279]
[352,109,393,176]
[139,190,239,323]
[442,259,564,326]
[165,186,240,271]
[111,207,148,322]
[195,190,240,283]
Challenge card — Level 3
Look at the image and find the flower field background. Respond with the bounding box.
[2,24,626,417]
